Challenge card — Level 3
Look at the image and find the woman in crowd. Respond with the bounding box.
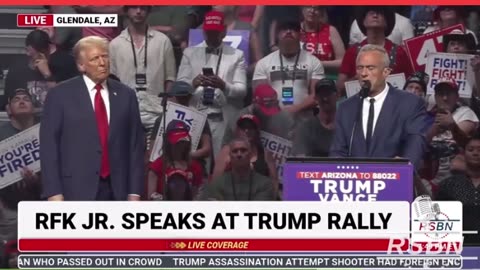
[437,135,480,244]
[300,6,345,78]
[212,114,278,194]
[423,6,478,44]
[147,120,203,200]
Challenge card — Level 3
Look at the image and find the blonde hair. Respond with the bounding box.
[356,44,390,68]
[73,36,109,61]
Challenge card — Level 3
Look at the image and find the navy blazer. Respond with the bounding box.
[329,86,429,169]
[40,76,145,200]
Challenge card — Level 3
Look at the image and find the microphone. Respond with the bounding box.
[348,80,372,156]
[360,80,371,99]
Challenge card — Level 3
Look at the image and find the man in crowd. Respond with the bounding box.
[330,44,428,169]
[253,20,324,120]
[337,6,413,97]
[205,137,275,201]
[110,6,176,96]
[404,71,429,98]
[4,30,78,111]
[109,6,177,132]
[40,36,145,201]
[293,79,337,157]
[423,78,479,195]
[177,10,247,158]
[0,89,41,244]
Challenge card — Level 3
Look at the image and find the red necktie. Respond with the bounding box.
[94,83,110,178]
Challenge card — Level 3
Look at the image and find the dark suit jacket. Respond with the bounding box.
[40,76,145,200]
[330,86,428,169]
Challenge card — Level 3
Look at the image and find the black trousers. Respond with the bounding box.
[95,176,114,201]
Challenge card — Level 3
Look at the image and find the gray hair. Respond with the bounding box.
[356,44,390,68]
[73,36,109,61]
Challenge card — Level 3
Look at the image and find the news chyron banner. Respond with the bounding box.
[18,201,409,253]
[17,14,118,27]
[16,201,466,269]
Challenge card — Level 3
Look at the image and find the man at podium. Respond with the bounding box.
[330,44,429,169]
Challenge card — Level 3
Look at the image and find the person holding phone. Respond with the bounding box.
[3,30,78,111]
[422,78,479,196]
[177,10,247,159]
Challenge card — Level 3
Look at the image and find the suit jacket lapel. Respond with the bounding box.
[369,87,395,155]
[76,76,101,148]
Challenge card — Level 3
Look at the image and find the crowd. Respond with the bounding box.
[1,5,480,267]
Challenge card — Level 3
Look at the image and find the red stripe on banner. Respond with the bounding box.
[19,238,409,252]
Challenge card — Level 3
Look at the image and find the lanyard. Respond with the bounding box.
[206,47,223,76]
[128,27,148,69]
[231,171,253,201]
[279,50,301,85]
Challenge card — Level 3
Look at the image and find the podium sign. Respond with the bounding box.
[283,158,414,202]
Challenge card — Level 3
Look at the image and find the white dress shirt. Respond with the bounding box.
[362,84,389,138]
[83,75,110,123]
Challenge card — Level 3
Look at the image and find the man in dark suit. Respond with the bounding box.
[330,44,428,169]
[40,36,145,201]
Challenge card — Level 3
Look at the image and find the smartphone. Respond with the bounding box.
[202,67,214,77]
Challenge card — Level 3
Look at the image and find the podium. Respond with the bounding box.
[283,157,414,202]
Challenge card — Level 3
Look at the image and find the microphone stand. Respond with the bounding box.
[348,81,371,156]
[158,92,172,200]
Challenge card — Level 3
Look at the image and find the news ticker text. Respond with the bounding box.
[17,254,463,269]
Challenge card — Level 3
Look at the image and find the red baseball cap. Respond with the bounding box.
[237,114,260,128]
[166,120,191,144]
[434,77,459,92]
[203,11,225,32]
[253,84,281,116]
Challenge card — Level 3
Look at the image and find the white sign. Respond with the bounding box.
[150,102,207,162]
[260,131,292,181]
[345,73,406,97]
[425,52,475,98]
[411,196,463,251]
[0,124,40,189]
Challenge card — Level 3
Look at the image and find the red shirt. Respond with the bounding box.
[301,24,335,61]
[339,39,413,79]
[149,158,203,193]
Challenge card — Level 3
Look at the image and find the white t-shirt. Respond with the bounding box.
[253,49,324,109]
[349,13,415,45]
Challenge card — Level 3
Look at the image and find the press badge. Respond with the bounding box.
[282,87,294,105]
[135,73,147,91]
[135,73,147,85]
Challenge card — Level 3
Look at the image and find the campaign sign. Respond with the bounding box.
[283,160,414,202]
[404,24,464,72]
[260,131,292,180]
[188,29,251,65]
[0,124,40,189]
[345,73,406,97]
[425,52,475,98]
[150,102,207,162]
